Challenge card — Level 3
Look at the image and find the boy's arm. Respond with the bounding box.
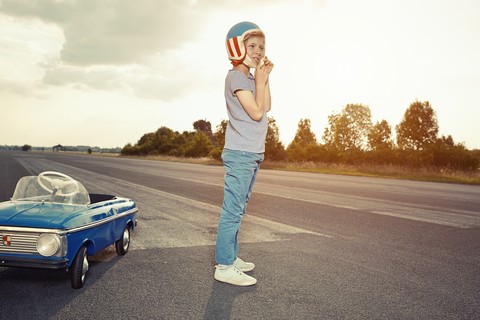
[264,79,271,113]
[235,58,273,121]
[236,83,267,121]
[255,57,273,114]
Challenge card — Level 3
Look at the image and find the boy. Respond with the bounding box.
[214,21,274,286]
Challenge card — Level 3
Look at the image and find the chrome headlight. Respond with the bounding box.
[36,234,64,257]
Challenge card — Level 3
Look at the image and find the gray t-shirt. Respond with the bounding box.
[224,69,268,153]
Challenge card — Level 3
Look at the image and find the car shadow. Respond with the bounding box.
[0,245,124,319]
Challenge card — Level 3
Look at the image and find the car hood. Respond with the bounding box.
[0,201,88,229]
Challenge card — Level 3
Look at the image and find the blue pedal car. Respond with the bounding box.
[0,171,138,288]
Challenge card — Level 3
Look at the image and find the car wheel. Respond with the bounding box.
[71,245,89,289]
[115,225,131,255]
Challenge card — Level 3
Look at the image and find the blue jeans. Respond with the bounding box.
[215,149,264,265]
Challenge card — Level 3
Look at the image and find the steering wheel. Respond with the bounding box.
[37,171,79,197]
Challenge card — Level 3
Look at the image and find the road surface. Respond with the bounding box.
[1,151,479,319]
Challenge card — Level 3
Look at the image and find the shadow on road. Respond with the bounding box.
[0,246,125,319]
[203,279,257,319]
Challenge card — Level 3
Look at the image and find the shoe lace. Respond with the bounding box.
[215,265,244,275]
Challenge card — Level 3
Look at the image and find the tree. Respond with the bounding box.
[214,120,228,148]
[210,120,228,160]
[121,143,139,155]
[136,132,155,154]
[287,119,318,161]
[368,120,393,151]
[429,135,479,170]
[152,127,179,154]
[396,100,439,150]
[184,131,213,157]
[291,119,317,146]
[21,144,32,152]
[193,119,212,136]
[323,104,372,151]
[265,117,286,161]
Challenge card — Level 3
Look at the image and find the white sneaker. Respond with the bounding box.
[214,265,257,286]
[234,257,255,272]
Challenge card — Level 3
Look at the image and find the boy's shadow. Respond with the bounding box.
[203,278,257,320]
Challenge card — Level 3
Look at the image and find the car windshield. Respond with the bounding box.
[11,175,90,205]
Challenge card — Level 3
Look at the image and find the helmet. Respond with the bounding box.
[226,21,264,68]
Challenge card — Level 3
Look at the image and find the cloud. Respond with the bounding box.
[0,0,299,101]
[0,0,301,66]
[0,0,206,66]
[0,0,213,101]
[42,61,205,101]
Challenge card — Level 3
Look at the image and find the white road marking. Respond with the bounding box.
[98,163,480,228]
[16,155,480,233]
[252,184,480,229]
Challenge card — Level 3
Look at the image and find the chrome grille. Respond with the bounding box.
[0,232,39,254]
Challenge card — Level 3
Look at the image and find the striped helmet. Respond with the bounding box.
[226,21,264,66]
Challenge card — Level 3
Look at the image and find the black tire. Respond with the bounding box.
[115,226,131,255]
[71,245,89,289]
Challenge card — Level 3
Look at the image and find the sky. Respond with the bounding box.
[1,0,479,150]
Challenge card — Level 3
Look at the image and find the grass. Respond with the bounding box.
[260,161,480,185]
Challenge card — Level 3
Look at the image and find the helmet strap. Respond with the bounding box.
[242,54,257,69]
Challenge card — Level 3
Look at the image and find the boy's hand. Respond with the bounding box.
[262,56,274,74]
[255,56,274,84]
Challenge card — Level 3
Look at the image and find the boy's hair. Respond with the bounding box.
[226,21,264,66]
[242,31,265,53]
[243,31,265,42]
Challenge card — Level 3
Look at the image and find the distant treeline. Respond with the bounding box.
[1,145,121,153]
[121,100,479,171]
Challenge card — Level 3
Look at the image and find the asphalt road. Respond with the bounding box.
[1,151,479,320]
